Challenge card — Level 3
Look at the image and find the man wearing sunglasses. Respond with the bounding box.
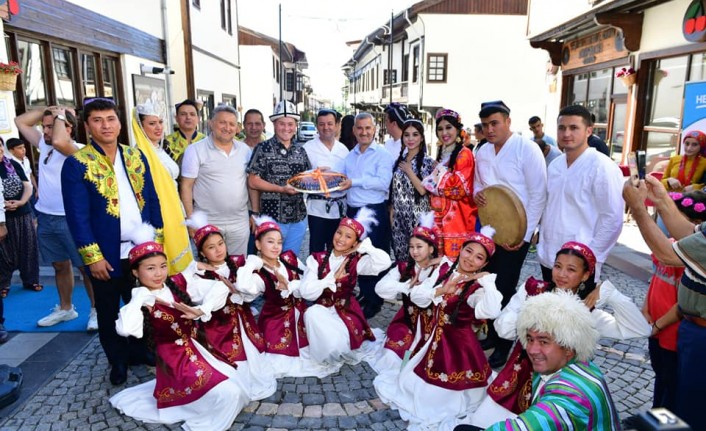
[61,98,163,385]
[15,106,97,332]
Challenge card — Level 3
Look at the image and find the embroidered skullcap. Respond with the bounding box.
[384,102,411,125]
[559,241,596,275]
[254,215,281,239]
[517,289,599,362]
[270,100,300,122]
[479,100,511,118]
[411,211,438,247]
[339,207,378,240]
[466,225,496,257]
[127,222,164,266]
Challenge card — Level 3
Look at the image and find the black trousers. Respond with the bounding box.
[484,242,530,350]
[649,336,678,410]
[347,203,390,308]
[90,259,148,366]
[307,215,341,254]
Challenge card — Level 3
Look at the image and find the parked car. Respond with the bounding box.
[298,122,317,141]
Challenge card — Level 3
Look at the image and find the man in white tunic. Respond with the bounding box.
[474,100,547,368]
[303,109,349,253]
[537,105,623,281]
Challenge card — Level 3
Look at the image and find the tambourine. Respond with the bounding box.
[287,168,348,197]
[477,185,527,246]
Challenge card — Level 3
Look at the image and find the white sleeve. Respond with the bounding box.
[284,257,307,299]
[494,281,530,340]
[179,144,200,178]
[521,143,548,242]
[592,280,652,339]
[356,237,393,275]
[466,274,502,319]
[410,263,446,307]
[115,287,155,338]
[298,255,336,301]
[588,163,625,267]
[235,255,266,297]
[375,266,409,299]
[189,280,229,322]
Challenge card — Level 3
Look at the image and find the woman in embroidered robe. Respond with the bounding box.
[374,228,502,431]
[299,207,391,366]
[427,109,477,258]
[370,211,441,374]
[469,241,651,429]
[661,130,706,192]
[109,238,248,431]
[236,216,339,378]
[185,218,276,400]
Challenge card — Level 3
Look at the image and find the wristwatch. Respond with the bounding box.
[54,114,67,124]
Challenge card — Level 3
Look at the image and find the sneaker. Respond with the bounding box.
[86,308,98,332]
[37,305,79,327]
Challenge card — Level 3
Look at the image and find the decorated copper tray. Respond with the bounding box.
[287,168,348,197]
[477,185,527,247]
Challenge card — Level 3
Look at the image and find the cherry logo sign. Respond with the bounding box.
[684,0,706,42]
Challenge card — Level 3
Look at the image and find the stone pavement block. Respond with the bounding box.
[297,417,323,428]
[302,393,325,405]
[249,414,273,427]
[276,403,303,417]
[303,405,322,417]
[338,416,357,428]
[256,402,279,415]
[243,401,260,413]
[271,415,298,428]
[322,402,346,416]
[369,397,388,411]
[282,392,301,403]
[354,400,374,414]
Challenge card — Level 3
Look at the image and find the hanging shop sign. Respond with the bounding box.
[683,0,706,42]
[561,28,628,71]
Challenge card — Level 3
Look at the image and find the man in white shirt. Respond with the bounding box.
[528,116,557,147]
[303,109,349,253]
[14,107,97,331]
[383,103,410,159]
[474,100,547,368]
[181,105,252,255]
[537,105,624,282]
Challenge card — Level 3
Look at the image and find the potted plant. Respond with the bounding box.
[616,67,637,87]
[0,61,22,91]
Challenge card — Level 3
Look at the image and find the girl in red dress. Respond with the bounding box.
[235,216,338,378]
[371,211,443,373]
[374,226,502,431]
[110,225,248,431]
[298,207,391,366]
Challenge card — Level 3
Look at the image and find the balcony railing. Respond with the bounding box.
[382,82,408,102]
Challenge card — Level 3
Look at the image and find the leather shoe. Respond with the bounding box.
[110,363,128,385]
[488,347,510,369]
[363,304,381,319]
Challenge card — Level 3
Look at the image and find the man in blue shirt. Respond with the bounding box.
[339,112,394,318]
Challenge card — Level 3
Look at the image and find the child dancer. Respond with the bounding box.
[374,227,502,431]
[109,224,248,431]
[298,207,391,366]
[470,241,650,428]
[371,211,442,373]
[236,216,338,378]
[185,212,276,400]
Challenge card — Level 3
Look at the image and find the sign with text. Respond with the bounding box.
[681,80,706,153]
[561,28,628,71]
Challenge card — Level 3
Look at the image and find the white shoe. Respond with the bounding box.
[37,305,79,327]
[86,308,98,332]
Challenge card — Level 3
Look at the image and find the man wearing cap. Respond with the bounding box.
[15,106,98,331]
[303,109,349,253]
[61,98,163,385]
[164,99,206,163]
[383,103,410,159]
[339,112,395,318]
[180,105,252,255]
[459,291,621,430]
[537,105,624,282]
[474,100,547,369]
[248,101,311,256]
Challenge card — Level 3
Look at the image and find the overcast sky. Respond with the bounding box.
[237,0,420,106]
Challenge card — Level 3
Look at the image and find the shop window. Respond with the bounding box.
[102,57,117,98]
[17,39,47,106]
[426,53,447,83]
[52,47,75,106]
[81,53,96,98]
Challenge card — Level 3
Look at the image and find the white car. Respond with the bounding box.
[298,122,317,141]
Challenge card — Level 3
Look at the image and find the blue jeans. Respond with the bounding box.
[280,218,308,257]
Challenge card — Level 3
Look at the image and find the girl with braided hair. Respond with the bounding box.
[370,211,443,374]
[374,226,501,431]
[110,224,248,431]
[426,108,478,258]
[236,216,339,378]
[298,206,392,367]
[390,119,437,260]
[184,212,276,400]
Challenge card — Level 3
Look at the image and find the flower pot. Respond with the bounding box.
[620,73,637,87]
[0,73,17,91]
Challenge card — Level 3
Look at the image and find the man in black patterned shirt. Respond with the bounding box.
[247,101,311,256]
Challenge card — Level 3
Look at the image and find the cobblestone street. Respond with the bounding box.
[0,252,654,431]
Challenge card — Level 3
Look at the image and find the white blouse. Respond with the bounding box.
[235,254,306,300]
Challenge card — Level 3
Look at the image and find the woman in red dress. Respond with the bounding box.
[427,108,477,258]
